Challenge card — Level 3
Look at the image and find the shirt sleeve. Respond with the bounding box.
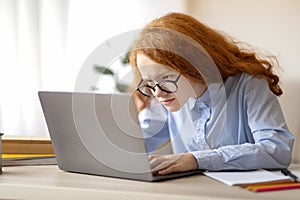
[191,76,294,171]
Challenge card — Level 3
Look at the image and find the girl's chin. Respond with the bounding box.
[163,104,181,112]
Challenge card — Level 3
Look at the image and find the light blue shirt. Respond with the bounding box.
[138,73,294,171]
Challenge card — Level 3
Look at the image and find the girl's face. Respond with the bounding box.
[136,53,206,112]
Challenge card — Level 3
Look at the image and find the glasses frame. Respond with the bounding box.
[136,74,181,97]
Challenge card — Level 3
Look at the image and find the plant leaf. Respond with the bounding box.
[94,65,114,75]
[120,52,130,65]
[116,83,129,92]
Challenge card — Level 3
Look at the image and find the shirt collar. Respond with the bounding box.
[187,88,211,111]
[197,89,211,106]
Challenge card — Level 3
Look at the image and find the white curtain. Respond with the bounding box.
[0,0,45,135]
[0,0,187,136]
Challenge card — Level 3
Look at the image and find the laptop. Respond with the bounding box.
[38,91,202,181]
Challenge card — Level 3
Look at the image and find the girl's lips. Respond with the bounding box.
[160,98,175,106]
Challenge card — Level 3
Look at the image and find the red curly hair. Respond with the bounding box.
[130,12,283,111]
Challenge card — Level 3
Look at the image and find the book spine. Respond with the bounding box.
[0,132,3,174]
[2,142,54,154]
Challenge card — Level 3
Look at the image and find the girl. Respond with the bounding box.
[129,12,294,175]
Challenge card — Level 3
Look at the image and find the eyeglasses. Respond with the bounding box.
[136,74,181,97]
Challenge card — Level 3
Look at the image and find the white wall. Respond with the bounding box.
[0,0,188,136]
[188,0,300,163]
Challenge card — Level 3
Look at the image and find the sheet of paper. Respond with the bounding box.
[203,169,292,186]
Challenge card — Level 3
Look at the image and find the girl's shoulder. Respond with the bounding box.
[227,73,268,89]
[224,73,271,99]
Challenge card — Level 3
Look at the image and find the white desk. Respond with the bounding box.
[1,165,300,200]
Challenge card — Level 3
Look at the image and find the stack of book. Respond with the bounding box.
[2,135,57,166]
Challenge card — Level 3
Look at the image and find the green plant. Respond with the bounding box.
[93,52,130,92]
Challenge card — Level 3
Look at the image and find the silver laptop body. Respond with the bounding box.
[39,91,201,181]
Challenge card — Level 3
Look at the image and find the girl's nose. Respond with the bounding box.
[153,86,167,98]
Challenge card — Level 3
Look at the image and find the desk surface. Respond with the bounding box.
[1,165,300,200]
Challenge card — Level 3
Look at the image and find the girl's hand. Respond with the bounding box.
[148,153,198,175]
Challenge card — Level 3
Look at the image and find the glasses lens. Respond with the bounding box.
[138,86,154,97]
[159,81,177,93]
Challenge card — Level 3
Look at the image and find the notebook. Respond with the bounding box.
[38,91,202,181]
[203,169,292,186]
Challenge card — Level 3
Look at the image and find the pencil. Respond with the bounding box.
[245,180,294,190]
[254,184,300,192]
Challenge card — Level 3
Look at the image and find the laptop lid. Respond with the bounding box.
[39,91,202,181]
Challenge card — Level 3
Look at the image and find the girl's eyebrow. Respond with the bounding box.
[161,74,175,79]
[144,79,154,82]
